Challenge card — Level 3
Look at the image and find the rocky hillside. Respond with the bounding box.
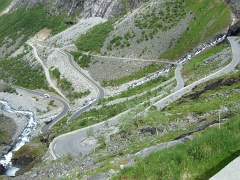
[0,0,239,179]
[226,0,240,18]
[13,0,150,19]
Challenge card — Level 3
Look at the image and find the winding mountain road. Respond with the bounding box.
[27,42,66,99]
[174,64,184,91]
[57,51,104,120]
[27,42,103,133]
[50,36,239,159]
[10,86,69,134]
[153,36,240,110]
[40,95,69,133]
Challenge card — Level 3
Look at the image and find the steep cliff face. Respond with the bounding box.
[14,0,85,17]
[84,0,120,19]
[13,0,150,19]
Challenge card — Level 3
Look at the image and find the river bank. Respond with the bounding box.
[0,88,62,161]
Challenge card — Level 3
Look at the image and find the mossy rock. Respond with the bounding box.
[12,138,47,175]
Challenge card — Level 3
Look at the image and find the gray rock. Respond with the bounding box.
[0,163,5,175]
[82,172,109,180]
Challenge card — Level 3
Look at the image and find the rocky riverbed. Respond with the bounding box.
[0,87,62,162]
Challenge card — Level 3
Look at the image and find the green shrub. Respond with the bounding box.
[2,85,16,94]
[0,55,48,89]
[0,0,12,13]
[58,77,72,91]
[75,19,116,53]
[161,0,231,59]
[71,51,91,68]
[51,68,61,79]
[0,6,69,47]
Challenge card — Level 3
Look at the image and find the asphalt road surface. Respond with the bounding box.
[40,95,69,133]
[153,36,240,110]
[27,42,66,99]
[58,51,104,120]
[50,36,239,159]
[11,86,69,134]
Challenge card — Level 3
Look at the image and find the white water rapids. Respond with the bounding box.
[0,100,37,176]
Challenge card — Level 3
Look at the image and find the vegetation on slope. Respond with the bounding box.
[0,6,69,57]
[182,44,230,84]
[75,19,116,53]
[84,71,239,179]
[113,114,240,179]
[107,0,187,50]
[161,0,232,59]
[0,54,48,89]
[70,51,91,68]
[12,137,48,176]
[101,63,165,87]
[49,67,90,101]
[0,0,12,13]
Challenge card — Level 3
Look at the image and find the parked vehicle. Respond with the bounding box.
[44,94,50,98]
[45,118,52,124]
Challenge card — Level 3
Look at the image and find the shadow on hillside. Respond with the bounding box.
[197,149,240,179]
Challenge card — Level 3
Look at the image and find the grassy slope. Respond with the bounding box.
[161,0,232,60]
[0,54,48,89]
[113,72,240,179]
[181,44,230,84]
[0,0,12,14]
[101,63,165,87]
[75,0,231,62]
[0,6,70,89]
[75,19,116,53]
[113,114,240,180]
[0,6,69,46]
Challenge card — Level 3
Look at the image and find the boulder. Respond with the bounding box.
[225,0,240,18]
[0,163,6,175]
[227,21,240,37]
[12,155,35,168]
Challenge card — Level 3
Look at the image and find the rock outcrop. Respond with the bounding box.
[227,21,240,37]
[0,114,17,162]
[225,0,240,18]
[13,0,150,19]
[0,163,5,175]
